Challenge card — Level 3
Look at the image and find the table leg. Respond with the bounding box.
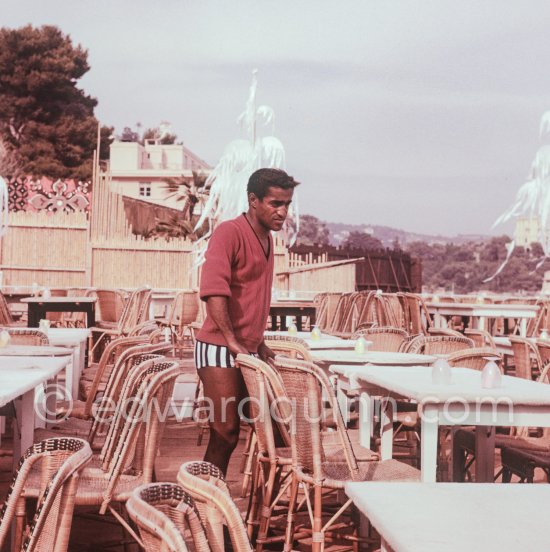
[520,318,527,337]
[28,305,40,327]
[420,404,439,483]
[86,305,95,327]
[474,425,496,482]
[380,398,394,460]
[18,389,35,457]
[358,393,375,449]
[336,381,350,426]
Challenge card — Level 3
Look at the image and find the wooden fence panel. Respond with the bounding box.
[0,211,88,287]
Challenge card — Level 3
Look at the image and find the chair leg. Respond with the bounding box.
[283,476,299,552]
[241,431,257,497]
[311,483,323,552]
[14,496,26,552]
[255,463,278,552]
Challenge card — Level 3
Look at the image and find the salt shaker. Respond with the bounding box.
[0,330,10,348]
[310,326,321,340]
[432,358,452,384]
[481,360,501,389]
[354,336,367,354]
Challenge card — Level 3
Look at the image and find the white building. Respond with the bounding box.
[514,215,550,250]
[107,140,211,210]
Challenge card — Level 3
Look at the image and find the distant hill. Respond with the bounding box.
[325,221,489,248]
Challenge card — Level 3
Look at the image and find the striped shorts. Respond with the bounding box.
[194,340,258,369]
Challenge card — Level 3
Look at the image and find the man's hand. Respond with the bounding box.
[227,340,249,358]
[257,341,275,363]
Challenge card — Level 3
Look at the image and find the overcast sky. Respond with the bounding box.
[3,0,550,237]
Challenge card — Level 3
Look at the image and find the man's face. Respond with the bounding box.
[251,186,294,232]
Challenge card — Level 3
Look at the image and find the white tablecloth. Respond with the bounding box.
[346,481,549,552]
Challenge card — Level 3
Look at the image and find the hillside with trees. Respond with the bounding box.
[297,215,549,294]
[405,237,549,294]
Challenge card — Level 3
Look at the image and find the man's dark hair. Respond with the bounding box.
[247,168,299,200]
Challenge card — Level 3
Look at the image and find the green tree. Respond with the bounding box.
[0,25,99,179]
[343,231,383,251]
[297,214,330,246]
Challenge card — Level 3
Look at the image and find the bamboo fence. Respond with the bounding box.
[0,173,354,293]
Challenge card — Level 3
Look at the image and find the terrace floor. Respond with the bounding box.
[0,352,530,552]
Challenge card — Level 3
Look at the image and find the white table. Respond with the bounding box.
[426,301,539,336]
[46,328,90,399]
[0,356,70,459]
[351,365,550,482]
[330,354,436,436]
[265,332,355,350]
[346,481,549,552]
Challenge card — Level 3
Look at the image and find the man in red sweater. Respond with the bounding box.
[196,168,299,474]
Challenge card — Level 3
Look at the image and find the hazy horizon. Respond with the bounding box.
[2,0,549,237]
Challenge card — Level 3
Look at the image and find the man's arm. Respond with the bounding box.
[205,296,248,357]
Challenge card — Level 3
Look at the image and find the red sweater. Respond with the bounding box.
[197,214,274,352]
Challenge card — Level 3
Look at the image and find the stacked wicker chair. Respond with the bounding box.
[21,358,182,545]
[35,343,172,447]
[178,461,253,552]
[126,482,210,552]
[158,289,200,355]
[1,437,92,552]
[89,286,152,361]
[79,334,149,401]
[272,356,419,551]
[397,292,433,335]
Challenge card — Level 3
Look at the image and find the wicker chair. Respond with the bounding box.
[36,343,172,447]
[21,359,182,546]
[352,326,408,352]
[79,334,150,400]
[0,290,18,325]
[463,328,497,350]
[93,289,128,328]
[89,286,152,360]
[397,292,433,335]
[314,292,343,333]
[178,461,253,552]
[273,356,420,552]
[508,336,542,380]
[326,292,355,336]
[0,327,49,346]
[447,347,502,371]
[126,482,210,552]
[264,334,312,361]
[158,290,200,356]
[405,334,474,355]
[427,327,465,338]
[452,344,546,481]
[1,437,92,552]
